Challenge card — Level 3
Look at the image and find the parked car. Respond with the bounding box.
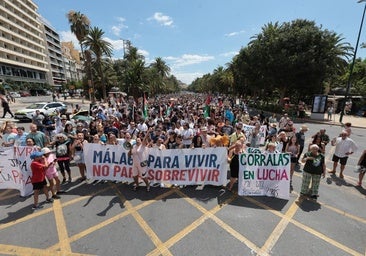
[9,92,21,98]
[14,102,67,121]
[19,91,31,97]
[356,107,366,117]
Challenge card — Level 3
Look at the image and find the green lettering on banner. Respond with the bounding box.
[243,170,254,179]
[240,154,247,165]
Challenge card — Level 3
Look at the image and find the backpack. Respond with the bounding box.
[56,143,68,156]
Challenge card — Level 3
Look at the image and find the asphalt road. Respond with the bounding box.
[0,97,365,256]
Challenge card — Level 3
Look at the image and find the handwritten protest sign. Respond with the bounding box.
[243,124,267,146]
[238,152,290,200]
[84,144,228,186]
[0,146,37,197]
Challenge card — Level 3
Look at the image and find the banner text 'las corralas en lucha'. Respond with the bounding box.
[84,144,229,186]
[238,149,290,200]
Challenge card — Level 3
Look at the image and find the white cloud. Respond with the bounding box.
[148,12,174,27]
[138,49,150,58]
[165,54,214,67]
[220,51,238,57]
[225,30,245,37]
[59,31,79,48]
[111,17,128,36]
[173,71,204,85]
[104,37,125,51]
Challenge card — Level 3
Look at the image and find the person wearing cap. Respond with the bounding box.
[329,130,358,179]
[299,144,326,201]
[14,126,28,146]
[41,147,61,199]
[30,151,55,210]
[295,125,308,163]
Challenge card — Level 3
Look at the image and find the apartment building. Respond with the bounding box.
[62,41,84,83]
[40,16,66,87]
[0,0,49,87]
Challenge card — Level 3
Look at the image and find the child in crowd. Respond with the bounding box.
[30,151,55,210]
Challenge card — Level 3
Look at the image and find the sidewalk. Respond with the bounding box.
[306,112,366,129]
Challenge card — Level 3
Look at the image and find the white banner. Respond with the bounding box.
[238,152,290,200]
[0,146,37,197]
[84,144,229,186]
[243,125,267,146]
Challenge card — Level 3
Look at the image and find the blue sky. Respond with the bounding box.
[34,0,366,84]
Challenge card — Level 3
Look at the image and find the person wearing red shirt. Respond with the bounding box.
[30,151,55,210]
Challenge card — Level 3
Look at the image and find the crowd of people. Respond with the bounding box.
[0,93,364,208]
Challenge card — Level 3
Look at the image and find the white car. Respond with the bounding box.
[9,92,21,98]
[14,102,67,121]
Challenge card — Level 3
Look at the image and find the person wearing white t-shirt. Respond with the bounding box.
[329,130,358,179]
[181,122,194,148]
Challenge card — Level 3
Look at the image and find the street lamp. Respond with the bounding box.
[339,0,366,123]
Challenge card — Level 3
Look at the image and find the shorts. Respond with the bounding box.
[332,154,348,165]
[290,156,298,163]
[32,180,47,190]
[46,171,59,180]
[132,163,147,177]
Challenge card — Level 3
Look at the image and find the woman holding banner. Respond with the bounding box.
[285,136,300,192]
[129,129,151,191]
[299,144,326,201]
[227,140,244,191]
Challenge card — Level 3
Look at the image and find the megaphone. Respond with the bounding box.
[123,141,132,150]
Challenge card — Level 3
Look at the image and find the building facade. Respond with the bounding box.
[61,41,83,84]
[0,0,49,89]
[40,16,66,87]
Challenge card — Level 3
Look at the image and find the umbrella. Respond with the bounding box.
[71,115,92,121]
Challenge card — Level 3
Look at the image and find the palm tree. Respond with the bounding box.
[84,26,113,100]
[67,11,91,98]
[151,57,170,78]
[67,11,90,62]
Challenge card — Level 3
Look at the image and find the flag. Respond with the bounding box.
[142,93,148,120]
[204,105,210,118]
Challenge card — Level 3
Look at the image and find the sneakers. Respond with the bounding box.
[62,178,67,184]
[146,184,151,192]
[45,198,54,203]
[32,204,44,210]
[68,177,72,183]
[52,195,61,199]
